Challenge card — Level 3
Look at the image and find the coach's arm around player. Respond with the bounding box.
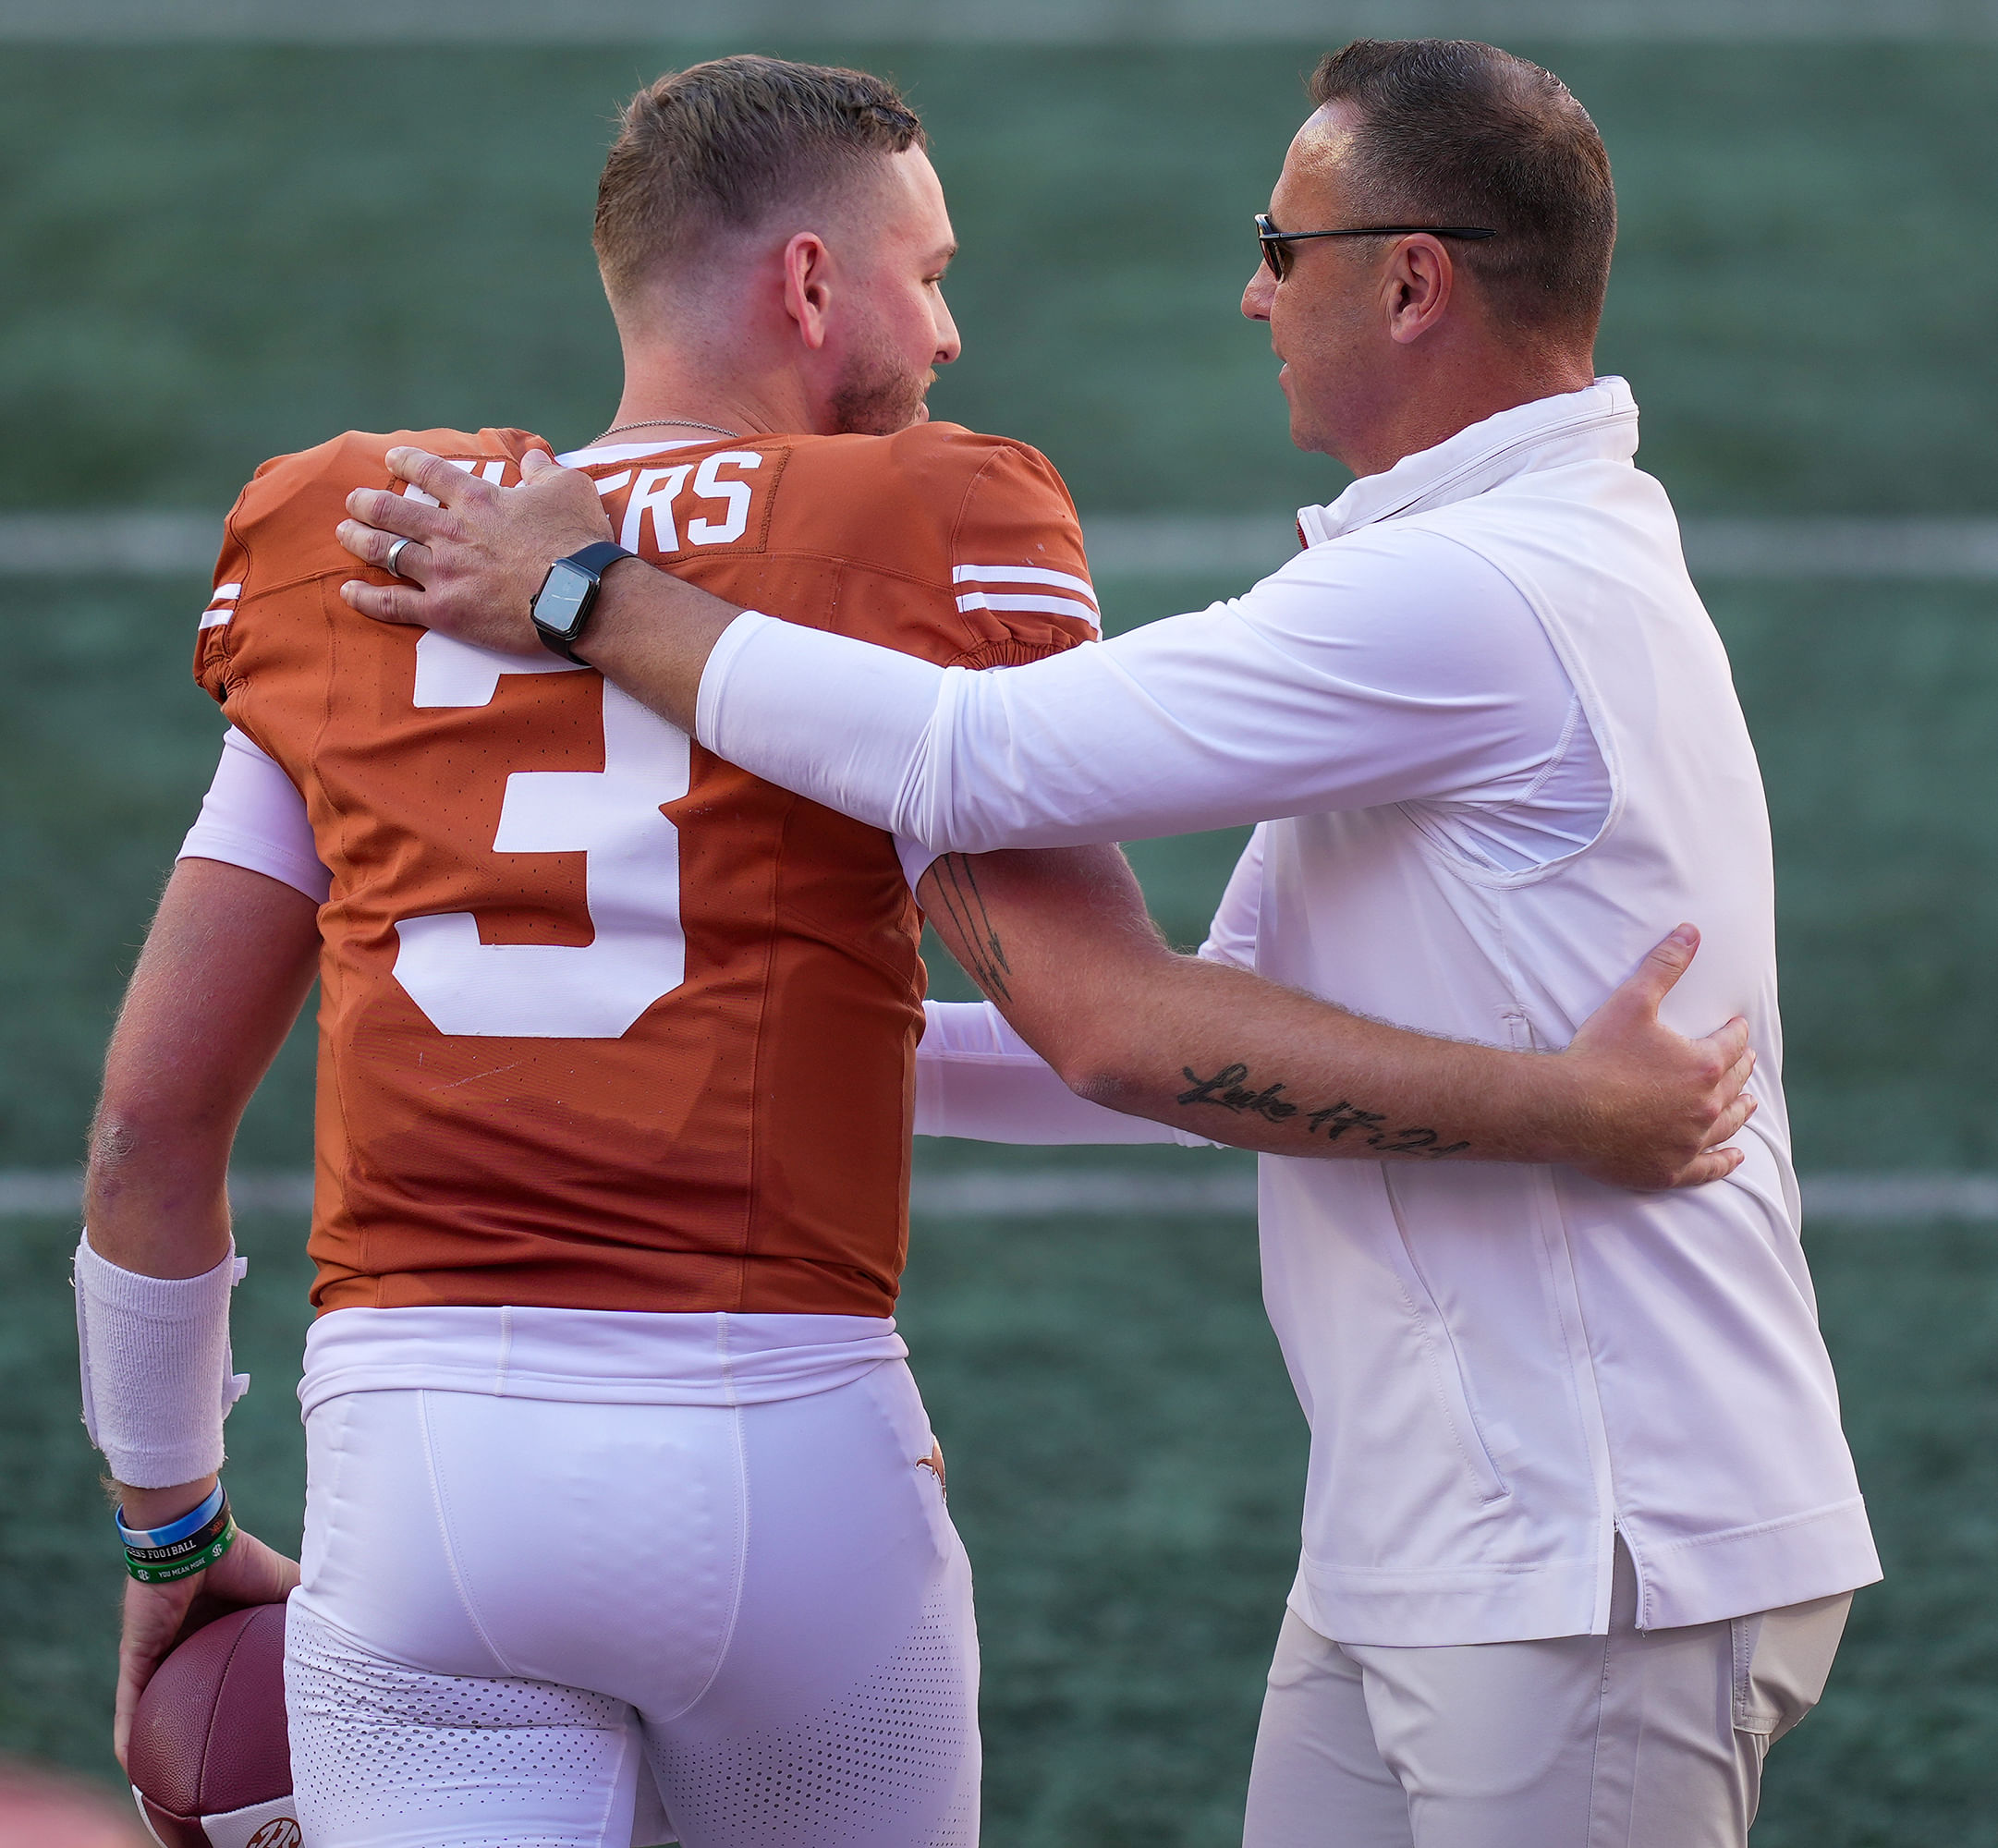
[78,857,315,1767]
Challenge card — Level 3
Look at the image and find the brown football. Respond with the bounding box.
[126,1603,298,1848]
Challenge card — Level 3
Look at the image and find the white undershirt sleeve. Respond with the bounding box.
[915,1001,1214,1147]
[701,530,1596,857]
[178,728,332,904]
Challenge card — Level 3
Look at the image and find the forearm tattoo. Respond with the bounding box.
[924,856,1468,1157]
[927,855,1013,1002]
[1176,1063,1470,1158]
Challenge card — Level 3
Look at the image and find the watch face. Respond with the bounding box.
[534,561,591,638]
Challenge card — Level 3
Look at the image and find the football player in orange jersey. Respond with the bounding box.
[82,56,1751,1848]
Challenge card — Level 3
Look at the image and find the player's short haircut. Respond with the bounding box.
[595,55,927,303]
[1310,40,1616,339]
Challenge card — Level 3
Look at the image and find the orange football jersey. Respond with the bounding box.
[193,422,1097,1316]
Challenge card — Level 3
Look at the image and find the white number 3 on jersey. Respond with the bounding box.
[392,633,690,1038]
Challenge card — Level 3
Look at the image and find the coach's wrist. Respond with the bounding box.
[572,551,653,658]
[572,555,745,736]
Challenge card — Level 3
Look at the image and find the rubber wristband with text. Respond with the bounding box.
[117,1484,238,1583]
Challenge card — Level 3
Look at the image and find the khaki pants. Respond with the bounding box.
[1243,1541,1850,1848]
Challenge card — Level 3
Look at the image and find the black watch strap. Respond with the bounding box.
[565,540,633,579]
[531,541,635,663]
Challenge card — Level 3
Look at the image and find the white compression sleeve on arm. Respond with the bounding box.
[699,536,1582,857]
[917,1002,1212,1147]
[179,727,332,903]
[75,1238,250,1489]
[699,612,947,837]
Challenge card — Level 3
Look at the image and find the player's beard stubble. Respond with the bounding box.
[827,325,936,434]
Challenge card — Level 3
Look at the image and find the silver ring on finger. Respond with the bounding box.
[384,535,416,578]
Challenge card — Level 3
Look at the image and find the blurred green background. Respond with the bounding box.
[5,32,1996,1845]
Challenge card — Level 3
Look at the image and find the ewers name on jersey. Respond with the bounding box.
[193,423,1097,1317]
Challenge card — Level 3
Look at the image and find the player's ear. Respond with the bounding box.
[782,232,834,352]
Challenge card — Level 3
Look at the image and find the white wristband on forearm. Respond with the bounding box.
[74,1236,250,1489]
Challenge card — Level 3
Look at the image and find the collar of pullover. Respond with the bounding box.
[1297,375,1640,547]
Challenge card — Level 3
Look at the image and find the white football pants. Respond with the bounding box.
[286,1357,978,1848]
[1243,1538,1849,1848]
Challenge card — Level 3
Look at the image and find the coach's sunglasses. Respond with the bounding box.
[1255,213,1497,280]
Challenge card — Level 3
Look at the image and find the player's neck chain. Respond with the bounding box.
[591,416,741,444]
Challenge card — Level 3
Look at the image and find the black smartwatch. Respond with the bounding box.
[530,541,634,663]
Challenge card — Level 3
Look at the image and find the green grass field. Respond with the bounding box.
[5,35,1997,1842]
[12,1198,1998,1845]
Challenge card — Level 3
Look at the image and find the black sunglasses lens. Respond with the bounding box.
[1256,216,1287,279]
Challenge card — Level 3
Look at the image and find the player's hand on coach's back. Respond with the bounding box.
[1555,924,1757,1192]
[114,1518,298,1771]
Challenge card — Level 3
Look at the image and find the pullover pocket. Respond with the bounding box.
[1381,1170,1512,1505]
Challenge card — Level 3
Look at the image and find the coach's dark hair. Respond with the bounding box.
[596,55,926,301]
[1310,40,1615,338]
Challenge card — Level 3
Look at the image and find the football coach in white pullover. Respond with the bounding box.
[341,40,1878,1846]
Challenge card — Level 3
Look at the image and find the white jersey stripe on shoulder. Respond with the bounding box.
[210,583,243,601]
[956,590,1101,624]
[953,564,1097,603]
[198,607,234,629]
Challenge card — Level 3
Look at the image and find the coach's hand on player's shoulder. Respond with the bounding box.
[337,446,612,654]
[114,1527,298,1771]
[1553,924,1759,1192]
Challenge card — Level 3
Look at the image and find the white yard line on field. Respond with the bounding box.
[1080,513,1998,580]
[7,1168,1998,1222]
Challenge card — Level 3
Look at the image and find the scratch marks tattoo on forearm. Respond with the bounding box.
[1176,1063,1470,1158]
[928,855,1013,1002]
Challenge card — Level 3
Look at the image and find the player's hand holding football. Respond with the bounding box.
[1553,924,1758,1191]
[114,1512,298,1770]
[338,446,613,653]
